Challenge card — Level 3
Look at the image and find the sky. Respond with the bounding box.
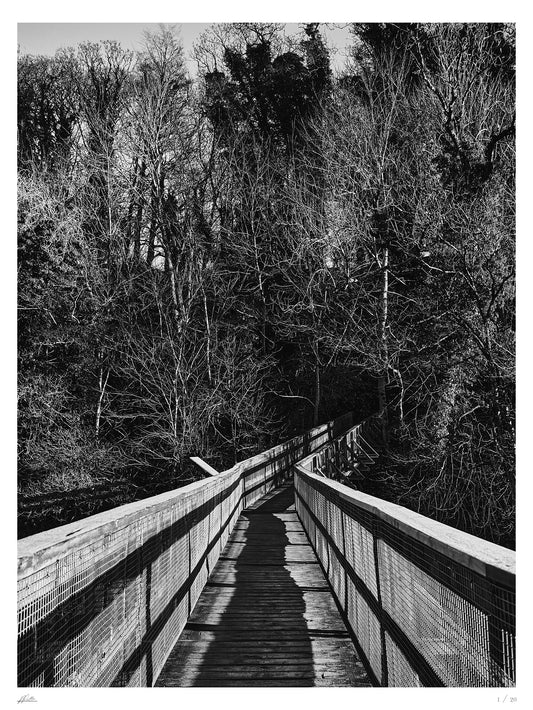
[17,22,354,77]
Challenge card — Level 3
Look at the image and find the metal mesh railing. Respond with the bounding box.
[311,414,382,487]
[294,422,516,688]
[18,413,351,688]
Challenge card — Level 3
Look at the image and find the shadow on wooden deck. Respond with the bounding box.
[156,484,370,687]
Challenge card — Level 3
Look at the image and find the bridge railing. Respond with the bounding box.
[17,411,354,688]
[294,418,516,688]
[311,413,383,487]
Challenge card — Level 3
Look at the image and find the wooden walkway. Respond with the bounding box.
[155,484,371,687]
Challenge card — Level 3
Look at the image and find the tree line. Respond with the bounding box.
[18,23,515,546]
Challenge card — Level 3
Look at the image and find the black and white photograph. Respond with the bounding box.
[13,4,521,704]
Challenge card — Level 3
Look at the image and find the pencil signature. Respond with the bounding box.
[17,695,37,703]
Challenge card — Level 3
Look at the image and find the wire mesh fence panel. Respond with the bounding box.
[294,423,515,688]
[346,576,383,682]
[318,414,382,483]
[18,413,350,688]
[17,471,244,688]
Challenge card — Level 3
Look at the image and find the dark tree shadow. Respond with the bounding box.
[185,485,316,686]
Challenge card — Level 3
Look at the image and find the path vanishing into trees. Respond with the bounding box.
[18,412,515,688]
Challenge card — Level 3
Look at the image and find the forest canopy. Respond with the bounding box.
[17,23,515,547]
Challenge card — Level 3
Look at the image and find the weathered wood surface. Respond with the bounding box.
[294,465,516,585]
[155,484,371,687]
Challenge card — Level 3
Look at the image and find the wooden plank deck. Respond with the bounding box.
[155,483,371,687]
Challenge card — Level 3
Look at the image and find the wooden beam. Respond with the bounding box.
[190,456,220,477]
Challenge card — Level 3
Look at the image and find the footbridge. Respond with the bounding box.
[17,412,515,688]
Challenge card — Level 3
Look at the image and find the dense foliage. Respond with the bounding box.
[18,23,515,546]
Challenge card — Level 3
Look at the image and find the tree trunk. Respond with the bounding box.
[95,362,110,439]
[378,374,389,451]
[126,157,138,258]
[147,191,157,267]
[313,356,321,427]
[379,245,390,450]
[133,160,146,261]
[204,290,213,385]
